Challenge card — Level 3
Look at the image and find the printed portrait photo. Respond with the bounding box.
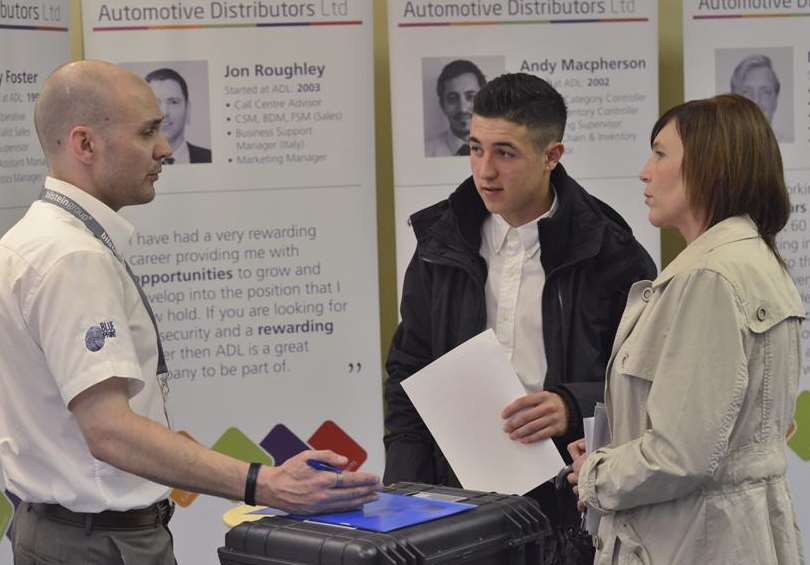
[422,56,505,158]
[122,60,213,164]
[715,47,794,143]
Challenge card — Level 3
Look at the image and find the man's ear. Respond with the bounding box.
[67,126,97,165]
[544,142,565,171]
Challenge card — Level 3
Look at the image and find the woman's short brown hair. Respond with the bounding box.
[650,94,789,262]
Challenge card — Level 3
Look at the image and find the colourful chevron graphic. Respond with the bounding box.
[171,427,274,507]
[0,421,366,517]
[788,390,810,462]
[171,420,366,508]
[1,490,15,540]
[212,427,275,466]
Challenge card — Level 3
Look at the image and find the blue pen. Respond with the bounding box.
[307,459,343,473]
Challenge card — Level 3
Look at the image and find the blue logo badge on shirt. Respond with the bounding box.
[85,321,116,352]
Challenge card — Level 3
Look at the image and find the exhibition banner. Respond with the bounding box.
[83,1,381,563]
[0,0,69,232]
[683,0,810,550]
[388,0,660,294]
[0,0,70,558]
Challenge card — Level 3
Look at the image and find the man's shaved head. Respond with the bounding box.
[32,60,171,211]
[34,60,147,158]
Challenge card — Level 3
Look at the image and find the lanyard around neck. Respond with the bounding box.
[38,189,169,377]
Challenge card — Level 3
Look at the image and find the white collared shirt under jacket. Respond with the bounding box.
[0,177,170,512]
[578,215,806,564]
[480,194,558,391]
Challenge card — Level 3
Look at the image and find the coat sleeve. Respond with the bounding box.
[383,251,437,485]
[578,269,748,512]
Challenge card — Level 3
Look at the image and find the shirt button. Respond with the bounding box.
[756,307,767,321]
[641,287,652,302]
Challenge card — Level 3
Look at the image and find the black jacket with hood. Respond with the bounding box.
[384,165,656,496]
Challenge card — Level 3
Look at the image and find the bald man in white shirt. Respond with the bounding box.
[0,60,379,565]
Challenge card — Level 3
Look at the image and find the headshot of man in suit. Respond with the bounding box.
[730,54,780,125]
[425,59,487,158]
[145,67,212,164]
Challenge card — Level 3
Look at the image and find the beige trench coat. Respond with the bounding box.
[578,216,805,565]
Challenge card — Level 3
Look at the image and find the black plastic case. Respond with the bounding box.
[218,482,550,564]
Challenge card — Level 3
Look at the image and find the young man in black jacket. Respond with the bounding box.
[384,73,656,560]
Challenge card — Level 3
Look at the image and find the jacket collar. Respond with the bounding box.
[536,164,609,271]
[409,164,624,275]
[484,192,557,256]
[653,215,760,288]
[420,164,612,270]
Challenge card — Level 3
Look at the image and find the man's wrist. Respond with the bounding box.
[546,387,577,436]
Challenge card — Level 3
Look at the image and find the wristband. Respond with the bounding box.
[244,462,262,506]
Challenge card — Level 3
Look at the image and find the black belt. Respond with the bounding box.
[30,499,174,532]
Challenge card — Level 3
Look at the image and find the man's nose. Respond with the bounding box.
[461,96,474,112]
[477,153,497,178]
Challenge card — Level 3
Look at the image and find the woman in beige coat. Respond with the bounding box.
[568,94,805,564]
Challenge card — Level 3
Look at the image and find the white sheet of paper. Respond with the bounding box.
[401,329,565,495]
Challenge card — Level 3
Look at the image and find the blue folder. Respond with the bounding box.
[249,492,476,533]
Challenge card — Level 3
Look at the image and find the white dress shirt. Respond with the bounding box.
[0,177,170,511]
[480,191,558,391]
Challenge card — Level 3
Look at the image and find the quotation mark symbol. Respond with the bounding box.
[348,362,362,373]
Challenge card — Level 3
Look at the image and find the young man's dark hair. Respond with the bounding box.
[144,67,189,101]
[473,72,567,148]
[436,59,487,99]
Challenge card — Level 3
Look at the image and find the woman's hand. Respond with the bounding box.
[567,438,588,512]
